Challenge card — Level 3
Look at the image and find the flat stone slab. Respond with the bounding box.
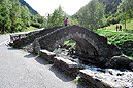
[54,56,80,77]
[39,50,56,62]
[54,57,79,68]
[40,50,56,55]
[79,69,133,88]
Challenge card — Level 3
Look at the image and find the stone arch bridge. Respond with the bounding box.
[10,25,121,65]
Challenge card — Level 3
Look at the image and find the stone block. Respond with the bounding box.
[79,69,133,88]
[106,55,133,70]
[54,56,80,77]
[39,50,56,63]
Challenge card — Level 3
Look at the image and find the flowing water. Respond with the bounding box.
[53,48,133,87]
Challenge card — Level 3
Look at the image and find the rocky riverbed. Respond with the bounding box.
[53,48,133,88]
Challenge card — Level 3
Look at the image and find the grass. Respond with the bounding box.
[101,19,133,32]
[95,30,133,45]
[95,23,133,57]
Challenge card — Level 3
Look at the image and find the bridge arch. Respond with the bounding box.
[53,32,99,57]
[33,25,121,64]
[9,25,122,65]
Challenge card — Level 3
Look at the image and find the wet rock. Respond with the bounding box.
[121,41,133,57]
[116,73,124,76]
[129,62,133,70]
[105,55,133,70]
[79,69,133,88]
[79,70,111,88]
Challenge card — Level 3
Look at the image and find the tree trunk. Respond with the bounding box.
[125,18,126,31]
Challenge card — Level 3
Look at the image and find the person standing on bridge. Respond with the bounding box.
[64,17,68,26]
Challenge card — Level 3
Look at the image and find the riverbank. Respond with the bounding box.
[95,29,133,57]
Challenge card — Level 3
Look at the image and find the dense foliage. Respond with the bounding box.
[47,6,79,27]
[0,0,133,33]
[0,0,46,33]
[96,30,133,57]
[116,0,133,29]
[98,0,122,14]
[47,6,65,27]
[75,0,105,30]
[74,0,133,30]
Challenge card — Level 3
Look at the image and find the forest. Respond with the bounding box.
[74,0,133,57]
[1,0,133,32]
[0,0,46,33]
[75,0,133,30]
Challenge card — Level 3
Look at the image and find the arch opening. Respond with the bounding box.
[54,37,99,65]
[63,39,76,50]
[73,38,99,64]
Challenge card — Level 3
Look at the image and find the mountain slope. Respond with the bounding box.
[75,0,122,16]
[19,0,38,15]
[98,0,122,14]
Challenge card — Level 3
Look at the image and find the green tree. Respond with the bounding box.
[47,14,53,27]
[21,6,31,27]
[30,14,47,28]
[10,0,24,32]
[47,6,65,27]
[76,0,105,30]
[117,0,133,30]
[0,0,11,33]
[68,17,79,26]
[36,14,47,28]
[0,0,47,33]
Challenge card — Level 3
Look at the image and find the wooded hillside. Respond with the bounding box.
[74,0,133,30]
[98,0,122,14]
[0,0,46,33]
[19,0,38,15]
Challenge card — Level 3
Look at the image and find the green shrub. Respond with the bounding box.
[95,30,133,57]
[31,23,41,28]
